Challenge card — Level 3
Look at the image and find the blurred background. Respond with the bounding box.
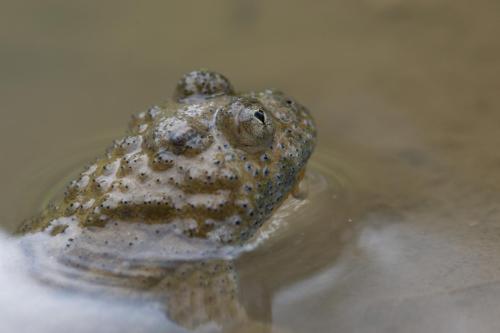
[2,1,500,332]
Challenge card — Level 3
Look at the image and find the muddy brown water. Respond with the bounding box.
[1,1,500,332]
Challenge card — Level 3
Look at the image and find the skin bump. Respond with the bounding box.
[20,70,317,244]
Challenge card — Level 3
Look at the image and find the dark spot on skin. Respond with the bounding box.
[21,70,317,247]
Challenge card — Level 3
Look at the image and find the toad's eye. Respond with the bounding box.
[174,70,234,101]
[253,110,266,124]
[217,98,275,152]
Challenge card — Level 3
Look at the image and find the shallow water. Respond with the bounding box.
[2,0,500,332]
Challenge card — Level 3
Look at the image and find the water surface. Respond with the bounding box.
[1,1,500,332]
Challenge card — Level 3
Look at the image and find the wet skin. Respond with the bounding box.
[19,70,317,329]
[21,70,316,243]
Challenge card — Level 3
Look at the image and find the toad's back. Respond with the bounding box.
[21,70,316,244]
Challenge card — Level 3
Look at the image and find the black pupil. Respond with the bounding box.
[254,110,265,124]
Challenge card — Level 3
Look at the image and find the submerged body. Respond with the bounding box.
[19,70,317,329]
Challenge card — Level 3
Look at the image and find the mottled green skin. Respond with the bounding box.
[22,70,316,244]
[19,71,316,329]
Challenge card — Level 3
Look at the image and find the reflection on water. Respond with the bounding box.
[4,168,347,332]
[0,232,182,333]
[2,0,500,332]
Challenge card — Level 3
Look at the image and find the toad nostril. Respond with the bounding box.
[254,111,265,124]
